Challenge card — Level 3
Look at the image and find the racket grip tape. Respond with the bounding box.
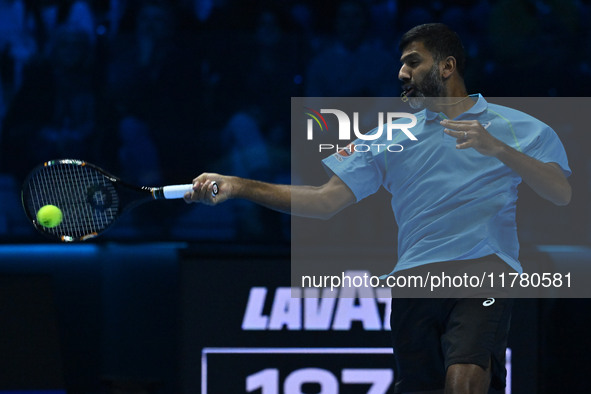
[161,184,193,199]
[159,182,219,199]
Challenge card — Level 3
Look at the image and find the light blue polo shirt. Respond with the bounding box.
[322,94,571,275]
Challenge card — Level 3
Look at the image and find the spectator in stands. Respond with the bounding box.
[106,0,203,186]
[305,0,398,97]
[1,25,106,181]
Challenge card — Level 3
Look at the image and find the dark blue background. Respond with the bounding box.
[0,1,589,393]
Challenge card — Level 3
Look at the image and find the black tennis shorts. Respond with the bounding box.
[389,258,514,393]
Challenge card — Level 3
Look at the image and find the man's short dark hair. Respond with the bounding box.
[399,23,466,77]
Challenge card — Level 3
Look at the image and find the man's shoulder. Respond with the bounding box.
[484,101,559,151]
[485,102,546,126]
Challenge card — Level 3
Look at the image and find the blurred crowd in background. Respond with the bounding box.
[0,0,589,244]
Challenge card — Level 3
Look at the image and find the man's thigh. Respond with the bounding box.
[390,297,513,393]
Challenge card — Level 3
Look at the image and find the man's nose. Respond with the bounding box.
[398,65,410,81]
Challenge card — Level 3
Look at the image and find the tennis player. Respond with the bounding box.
[185,23,571,393]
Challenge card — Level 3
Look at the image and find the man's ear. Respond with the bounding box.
[440,56,457,79]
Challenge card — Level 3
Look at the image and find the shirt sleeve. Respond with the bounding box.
[321,144,383,202]
[523,125,572,177]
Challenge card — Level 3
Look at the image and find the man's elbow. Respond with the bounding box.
[316,201,344,220]
[553,183,572,206]
[315,193,353,220]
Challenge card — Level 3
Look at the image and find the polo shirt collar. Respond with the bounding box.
[424,93,487,121]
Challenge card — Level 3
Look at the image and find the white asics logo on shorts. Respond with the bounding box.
[482,298,495,307]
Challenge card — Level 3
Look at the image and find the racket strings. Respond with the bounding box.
[24,163,120,241]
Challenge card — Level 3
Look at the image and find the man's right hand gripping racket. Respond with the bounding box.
[21,159,218,242]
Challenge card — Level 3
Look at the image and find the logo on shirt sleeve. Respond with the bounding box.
[338,143,355,157]
[333,143,355,161]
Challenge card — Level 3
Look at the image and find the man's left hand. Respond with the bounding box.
[441,119,505,157]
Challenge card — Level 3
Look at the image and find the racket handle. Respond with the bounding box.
[159,182,219,199]
[162,184,193,199]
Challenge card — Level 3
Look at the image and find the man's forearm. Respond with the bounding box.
[232,176,356,219]
[494,144,571,206]
[441,119,571,206]
[186,174,356,219]
[231,177,292,214]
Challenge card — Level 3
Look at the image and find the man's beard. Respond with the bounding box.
[408,65,445,110]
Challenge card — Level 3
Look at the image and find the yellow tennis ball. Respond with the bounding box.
[37,205,63,228]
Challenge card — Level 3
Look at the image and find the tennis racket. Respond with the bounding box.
[21,159,218,242]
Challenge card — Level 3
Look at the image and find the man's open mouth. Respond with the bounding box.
[402,86,415,96]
